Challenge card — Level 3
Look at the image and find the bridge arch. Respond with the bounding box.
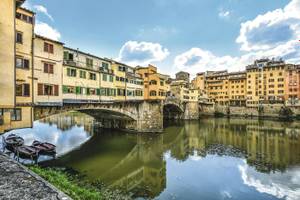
[33,101,164,133]
[163,102,184,120]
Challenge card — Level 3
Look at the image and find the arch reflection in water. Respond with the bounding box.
[5,112,300,199]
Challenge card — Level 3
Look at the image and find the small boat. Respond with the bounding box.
[3,134,24,152]
[15,145,39,161]
[32,140,56,155]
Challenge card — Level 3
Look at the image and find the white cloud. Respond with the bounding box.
[35,21,61,41]
[238,164,300,200]
[174,48,243,75]
[118,41,170,66]
[219,10,231,19]
[236,0,300,51]
[34,5,54,21]
[174,0,300,76]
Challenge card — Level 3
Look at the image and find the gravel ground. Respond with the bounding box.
[0,153,71,200]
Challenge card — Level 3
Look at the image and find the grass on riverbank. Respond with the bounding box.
[29,166,102,200]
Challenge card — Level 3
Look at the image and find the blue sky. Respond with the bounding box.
[23,0,300,77]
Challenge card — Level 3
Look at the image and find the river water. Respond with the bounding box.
[3,111,300,200]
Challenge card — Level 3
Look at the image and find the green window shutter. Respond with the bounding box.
[64,52,68,60]
[96,88,100,95]
[67,68,71,76]
[63,85,68,94]
[87,88,90,95]
[76,86,81,94]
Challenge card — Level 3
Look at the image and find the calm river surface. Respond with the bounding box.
[3,112,300,200]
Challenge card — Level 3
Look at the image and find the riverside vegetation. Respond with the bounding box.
[29,166,132,200]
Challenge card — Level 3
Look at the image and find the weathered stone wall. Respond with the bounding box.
[136,101,163,132]
[201,103,300,118]
[183,102,199,119]
[199,104,215,116]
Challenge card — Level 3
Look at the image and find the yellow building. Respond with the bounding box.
[136,65,170,100]
[205,70,229,105]
[62,47,115,103]
[34,35,64,106]
[246,59,289,106]
[228,72,246,106]
[109,60,144,101]
[0,0,33,133]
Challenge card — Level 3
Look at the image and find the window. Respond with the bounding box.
[102,62,109,69]
[80,70,86,79]
[16,32,23,44]
[90,73,96,80]
[278,78,284,82]
[44,63,54,74]
[109,75,113,82]
[118,66,125,72]
[149,80,157,85]
[62,86,75,94]
[150,90,157,96]
[117,89,125,96]
[86,58,93,68]
[38,83,59,96]
[11,109,21,121]
[102,74,107,81]
[160,81,164,86]
[67,68,77,77]
[16,57,29,69]
[16,83,30,97]
[44,42,54,53]
[64,52,74,61]
[16,12,33,24]
[44,85,53,96]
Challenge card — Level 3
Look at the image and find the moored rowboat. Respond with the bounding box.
[32,140,56,155]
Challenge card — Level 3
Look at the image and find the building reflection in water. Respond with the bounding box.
[4,112,300,199]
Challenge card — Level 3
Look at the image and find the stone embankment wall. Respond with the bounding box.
[200,104,300,118]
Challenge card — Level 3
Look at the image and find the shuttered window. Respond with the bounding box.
[38,84,59,96]
[23,84,30,96]
[16,84,30,96]
[38,83,43,96]
[54,85,59,96]
[44,63,54,74]
[44,42,54,53]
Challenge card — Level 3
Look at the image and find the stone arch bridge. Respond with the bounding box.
[34,98,199,133]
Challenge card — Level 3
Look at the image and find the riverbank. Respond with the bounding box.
[0,153,70,200]
[29,166,133,200]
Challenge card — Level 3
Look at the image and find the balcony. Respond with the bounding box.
[63,60,77,67]
[99,67,114,74]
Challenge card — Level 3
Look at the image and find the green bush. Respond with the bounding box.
[29,166,102,200]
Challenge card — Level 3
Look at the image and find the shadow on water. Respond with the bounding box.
[3,112,300,200]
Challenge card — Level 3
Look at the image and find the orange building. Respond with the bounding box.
[136,65,170,100]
